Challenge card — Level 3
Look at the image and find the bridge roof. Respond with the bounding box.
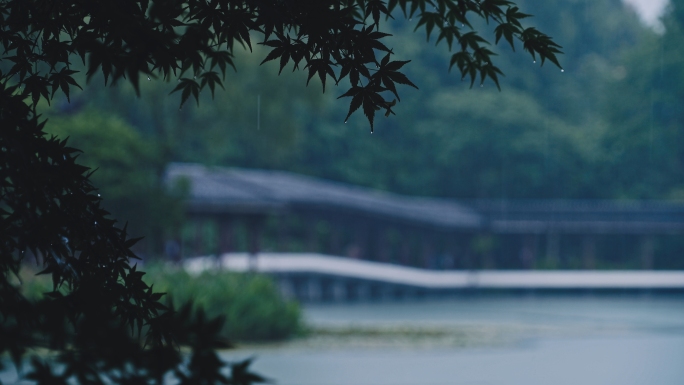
[166,163,483,229]
[166,163,684,233]
[472,200,684,233]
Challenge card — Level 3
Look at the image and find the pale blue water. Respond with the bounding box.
[241,335,684,385]
[3,296,683,385]
[227,295,684,385]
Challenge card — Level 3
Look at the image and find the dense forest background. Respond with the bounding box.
[37,0,683,255]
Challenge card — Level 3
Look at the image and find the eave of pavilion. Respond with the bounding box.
[166,163,484,230]
[166,163,684,234]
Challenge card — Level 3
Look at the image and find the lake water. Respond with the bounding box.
[224,295,684,385]
[2,295,682,385]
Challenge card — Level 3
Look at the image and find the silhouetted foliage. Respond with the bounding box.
[0,83,268,384]
[1,0,561,130]
[1,0,560,383]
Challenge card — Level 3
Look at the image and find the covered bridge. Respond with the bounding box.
[165,163,684,270]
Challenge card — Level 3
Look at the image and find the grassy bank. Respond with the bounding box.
[142,263,302,342]
[14,263,302,343]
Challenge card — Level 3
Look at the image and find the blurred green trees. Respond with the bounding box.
[44,110,184,255]
[44,0,684,255]
[0,0,570,383]
[600,3,684,200]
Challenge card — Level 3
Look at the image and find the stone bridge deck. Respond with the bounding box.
[184,253,684,300]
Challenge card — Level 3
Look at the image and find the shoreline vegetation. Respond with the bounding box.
[14,263,303,343]
[233,320,641,352]
[142,264,303,342]
[13,264,677,352]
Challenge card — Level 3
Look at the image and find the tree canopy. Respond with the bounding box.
[2,0,561,130]
[1,0,563,384]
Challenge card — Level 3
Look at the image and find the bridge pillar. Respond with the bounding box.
[519,234,538,269]
[420,231,435,269]
[305,216,319,252]
[331,279,347,302]
[165,227,183,263]
[246,216,264,271]
[217,216,234,256]
[640,235,655,270]
[401,286,418,300]
[304,277,322,302]
[444,233,461,270]
[460,234,475,269]
[398,228,413,266]
[582,235,596,269]
[193,219,205,257]
[375,225,391,262]
[546,232,560,268]
[277,275,296,300]
[349,221,369,260]
[328,220,344,256]
[276,215,290,252]
[378,283,395,301]
[354,281,371,301]
[472,233,495,269]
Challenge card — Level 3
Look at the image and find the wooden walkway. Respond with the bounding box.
[185,253,684,290]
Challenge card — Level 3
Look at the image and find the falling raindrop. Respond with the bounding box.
[533,60,536,64]
[94,221,97,225]
[147,77,151,81]
[344,120,348,124]
[97,193,101,197]
[561,69,565,72]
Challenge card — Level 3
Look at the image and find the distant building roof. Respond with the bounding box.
[166,163,684,234]
[472,200,684,233]
[165,163,483,229]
